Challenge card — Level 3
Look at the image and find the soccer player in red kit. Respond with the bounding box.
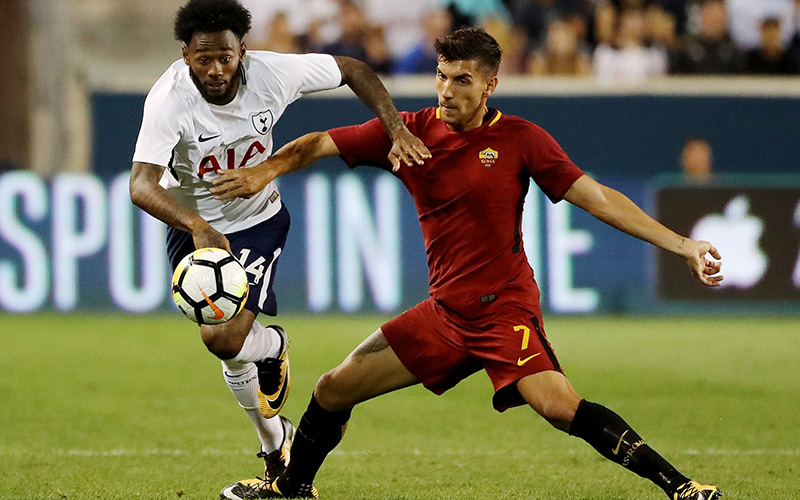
[211,27,724,500]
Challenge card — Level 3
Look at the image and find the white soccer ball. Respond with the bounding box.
[171,247,249,324]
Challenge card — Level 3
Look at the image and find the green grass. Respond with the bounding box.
[1,314,799,499]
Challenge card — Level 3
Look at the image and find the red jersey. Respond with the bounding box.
[328,107,584,319]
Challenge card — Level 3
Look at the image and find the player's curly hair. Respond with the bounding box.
[434,27,502,76]
[173,0,251,45]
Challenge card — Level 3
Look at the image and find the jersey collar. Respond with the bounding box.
[435,107,502,128]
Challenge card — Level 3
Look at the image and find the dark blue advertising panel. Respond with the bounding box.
[0,170,647,314]
[2,90,798,314]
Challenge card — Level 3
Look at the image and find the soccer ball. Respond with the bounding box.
[171,248,249,325]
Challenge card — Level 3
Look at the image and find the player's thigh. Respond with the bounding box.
[201,212,289,357]
[315,329,419,412]
[226,207,290,317]
[381,299,482,396]
[475,306,567,411]
[164,216,287,319]
[166,227,257,356]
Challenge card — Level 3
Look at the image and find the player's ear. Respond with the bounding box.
[182,44,190,65]
[483,76,498,98]
[239,40,246,59]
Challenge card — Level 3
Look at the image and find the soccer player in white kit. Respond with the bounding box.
[129,1,430,496]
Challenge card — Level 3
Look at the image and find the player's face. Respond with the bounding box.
[183,30,245,105]
[435,58,497,131]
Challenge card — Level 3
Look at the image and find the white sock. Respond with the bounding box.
[221,360,284,453]
[229,322,283,364]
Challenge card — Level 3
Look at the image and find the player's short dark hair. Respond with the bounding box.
[434,27,502,76]
[173,0,252,45]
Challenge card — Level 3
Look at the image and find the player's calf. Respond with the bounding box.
[569,400,693,494]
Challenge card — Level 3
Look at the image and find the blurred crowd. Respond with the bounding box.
[240,0,800,81]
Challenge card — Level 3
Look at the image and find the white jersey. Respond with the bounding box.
[133,51,341,233]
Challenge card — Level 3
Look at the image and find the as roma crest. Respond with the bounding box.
[479,147,498,169]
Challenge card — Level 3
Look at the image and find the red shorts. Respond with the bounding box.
[381,296,562,412]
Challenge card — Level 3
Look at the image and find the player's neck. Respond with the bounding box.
[447,105,490,132]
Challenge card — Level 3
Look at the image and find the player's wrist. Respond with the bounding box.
[669,234,692,259]
[382,116,406,137]
[186,216,211,235]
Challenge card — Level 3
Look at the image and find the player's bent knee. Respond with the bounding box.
[201,324,246,359]
[200,310,255,359]
[539,405,578,431]
[536,393,582,432]
[314,368,359,412]
[517,371,581,431]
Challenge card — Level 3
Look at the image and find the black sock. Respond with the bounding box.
[568,399,688,494]
[279,394,352,492]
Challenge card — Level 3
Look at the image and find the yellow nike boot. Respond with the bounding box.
[672,480,722,500]
[219,416,301,499]
[220,475,318,499]
[255,325,290,418]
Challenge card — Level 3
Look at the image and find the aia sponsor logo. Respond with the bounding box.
[198,140,265,178]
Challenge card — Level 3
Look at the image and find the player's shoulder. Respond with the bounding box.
[492,111,554,138]
[493,110,538,129]
[403,107,438,125]
[244,50,289,69]
[394,107,438,136]
[245,51,335,75]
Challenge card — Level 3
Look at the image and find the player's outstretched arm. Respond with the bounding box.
[130,161,230,252]
[563,175,723,287]
[211,132,339,200]
[334,56,430,170]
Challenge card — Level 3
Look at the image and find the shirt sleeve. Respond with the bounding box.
[295,53,342,94]
[132,84,183,167]
[524,123,585,203]
[328,117,394,170]
[264,52,342,107]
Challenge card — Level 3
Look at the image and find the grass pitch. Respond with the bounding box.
[1,313,798,499]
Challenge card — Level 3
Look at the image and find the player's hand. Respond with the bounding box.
[191,220,232,254]
[387,126,431,172]
[683,239,723,287]
[210,166,276,200]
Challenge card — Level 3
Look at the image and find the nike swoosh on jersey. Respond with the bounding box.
[198,133,221,142]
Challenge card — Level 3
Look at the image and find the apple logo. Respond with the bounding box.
[690,195,767,289]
